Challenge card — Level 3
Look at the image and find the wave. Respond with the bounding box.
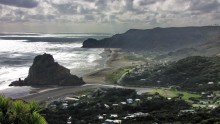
[0,33,109,91]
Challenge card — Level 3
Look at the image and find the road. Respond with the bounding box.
[21,84,152,102]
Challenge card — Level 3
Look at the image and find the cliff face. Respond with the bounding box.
[10,53,85,86]
[82,26,220,52]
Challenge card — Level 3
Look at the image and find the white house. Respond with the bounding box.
[104,104,110,109]
[110,114,118,118]
[120,102,127,105]
[62,103,68,109]
[127,99,133,104]
[98,115,104,120]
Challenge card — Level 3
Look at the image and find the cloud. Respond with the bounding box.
[0,0,220,33]
[0,0,38,8]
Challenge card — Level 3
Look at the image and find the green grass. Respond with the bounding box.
[150,88,201,102]
[106,67,132,83]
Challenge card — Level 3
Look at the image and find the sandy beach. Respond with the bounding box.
[83,48,145,84]
[16,48,146,103]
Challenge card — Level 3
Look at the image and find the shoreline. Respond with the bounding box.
[2,48,146,103]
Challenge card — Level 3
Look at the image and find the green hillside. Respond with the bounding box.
[124,56,220,92]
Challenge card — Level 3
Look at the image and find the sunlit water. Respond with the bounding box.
[0,33,110,93]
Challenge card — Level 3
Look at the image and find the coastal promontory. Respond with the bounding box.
[10,53,85,86]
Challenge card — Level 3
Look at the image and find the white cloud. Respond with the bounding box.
[0,0,220,33]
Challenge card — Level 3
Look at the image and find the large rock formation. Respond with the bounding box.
[10,53,85,86]
[82,26,220,52]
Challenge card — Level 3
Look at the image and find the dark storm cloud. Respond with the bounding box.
[0,0,38,8]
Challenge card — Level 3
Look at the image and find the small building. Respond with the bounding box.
[140,79,146,81]
[112,104,119,107]
[208,82,214,85]
[179,110,196,114]
[67,116,71,124]
[135,99,141,102]
[199,101,208,105]
[201,92,206,95]
[110,114,118,118]
[147,97,153,100]
[127,99,133,104]
[62,103,68,109]
[49,104,56,110]
[104,119,113,124]
[208,105,217,109]
[64,97,79,101]
[120,102,127,105]
[98,115,104,120]
[113,120,122,124]
[134,112,149,117]
[104,104,110,109]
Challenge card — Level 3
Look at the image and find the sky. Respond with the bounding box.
[0,0,220,33]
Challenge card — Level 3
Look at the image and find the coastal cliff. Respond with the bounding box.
[10,53,85,86]
[82,26,220,52]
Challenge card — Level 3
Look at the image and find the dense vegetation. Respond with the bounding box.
[124,56,220,92]
[42,88,196,124]
[0,96,47,124]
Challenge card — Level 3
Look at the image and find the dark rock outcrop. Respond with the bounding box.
[82,26,220,52]
[10,53,85,86]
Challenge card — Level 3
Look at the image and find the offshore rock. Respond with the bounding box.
[10,53,85,86]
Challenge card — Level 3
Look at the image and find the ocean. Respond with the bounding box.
[0,33,111,97]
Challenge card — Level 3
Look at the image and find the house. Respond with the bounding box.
[208,82,214,85]
[73,103,79,107]
[104,119,113,124]
[134,112,149,117]
[104,104,110,109]
[127,99,133,104]
[135,99,141,102]
[67,116,71,124]
[110,114,118,118]
[208,105,217,109]
[113,120,122,124]
[64,97,79,101]
[120,102,127,105]
[199,101,208,105]
[112,104,119,107]
[147,97,153,100]
[49,104,56,110]
[140,79,146,81]
[207,94,214,98]
[179,110,195,114]
[98,115,104,120]
[62,103,68,109]
[201,92,206,95]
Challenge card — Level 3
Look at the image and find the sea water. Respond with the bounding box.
[0,33,111,97]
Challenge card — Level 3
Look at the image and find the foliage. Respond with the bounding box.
[0,95,47,124]
[150,88,201,102]
[124,56,220,92]
[106,67,131,83]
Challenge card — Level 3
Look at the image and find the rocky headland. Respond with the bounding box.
[10,53,85,86]
[82,26,220,52]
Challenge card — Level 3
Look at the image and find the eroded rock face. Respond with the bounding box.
[10,53,85,86]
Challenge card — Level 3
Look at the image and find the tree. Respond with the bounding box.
[0,95,47,124]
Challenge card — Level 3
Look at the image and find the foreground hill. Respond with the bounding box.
[124,56,220,92]
[10,53,85,86]
[83,26,220,52]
